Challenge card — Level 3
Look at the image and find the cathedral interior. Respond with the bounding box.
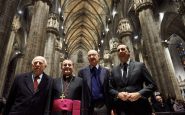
[0,0,185,103]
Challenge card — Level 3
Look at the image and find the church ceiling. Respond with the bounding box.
[60,0,112,55]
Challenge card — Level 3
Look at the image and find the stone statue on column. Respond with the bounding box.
[12,15,21,32]
[117,18,132,37]
[47,13,59,31]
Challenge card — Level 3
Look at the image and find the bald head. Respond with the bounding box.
[87,50,100,66]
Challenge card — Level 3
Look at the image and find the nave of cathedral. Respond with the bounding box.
[0,0,185,106]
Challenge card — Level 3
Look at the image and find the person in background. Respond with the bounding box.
[52,59,82,115]
[78,50,111,115]
[109,44,157,115]
[173,99,185,112]
[152,95,171,112]
[3,56,53,115]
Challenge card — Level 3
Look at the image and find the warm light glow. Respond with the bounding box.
[105,27,109,32]
[112,10,117,18]
[134,35,138,39]
[18,10,23,14]
[159,12,164,22]
[101,40,104,44]
[58,7,61,13]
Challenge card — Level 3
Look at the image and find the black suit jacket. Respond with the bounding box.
[3,72,53,115]
[109,61,157,115]
[78,66,110,115]
[51,76,82,115]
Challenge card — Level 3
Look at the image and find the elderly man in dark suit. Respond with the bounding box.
[52,59,82,115]
[109,44,157,115]
[78,50,111,115]
[3,56,53,115]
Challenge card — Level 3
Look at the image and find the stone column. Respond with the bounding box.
[44,13,59,76]
[117,18,135,60]
[110,38,119,66]
[134,0,182,99]
[0,15,21,96]
[20,0,50,72]
[103,49,111,70]
[0,0,19,69]
[53,39,63,78]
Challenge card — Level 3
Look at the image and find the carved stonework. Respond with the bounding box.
[117,19,132,36]
[47,13,59,32]
[103,51,110,62]
[133,0,153,13]
[178,1,185,15]
[109,39,119,52]
[12,15,21,32]
[55,39,62,52]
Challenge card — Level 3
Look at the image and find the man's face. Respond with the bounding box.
[62,60,73,76]
[117,44,130,61]
[87,50,99,66]
[156,96,163,103]
[32,58,46,76]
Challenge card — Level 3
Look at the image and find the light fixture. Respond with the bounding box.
[18,10,23,14]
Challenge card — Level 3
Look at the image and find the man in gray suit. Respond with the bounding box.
[78,50,111,115]
[109,44,157,115]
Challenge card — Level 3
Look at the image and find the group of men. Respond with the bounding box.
[3,44,157,115]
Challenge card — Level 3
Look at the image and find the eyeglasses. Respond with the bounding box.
[117,48,126,52]
[33,61,43,65]
[88,54,97,57]
[63,63,72,67]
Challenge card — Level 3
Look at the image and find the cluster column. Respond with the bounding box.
[134,0,182,99]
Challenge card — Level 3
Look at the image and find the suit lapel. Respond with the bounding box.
[117,65,127,84]
[24,72,34,94]
[85,67,92,91]
[126,61,135,83]
[99,67,105,85]
[37,73,48,92]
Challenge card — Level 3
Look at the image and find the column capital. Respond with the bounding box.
[133,0,153,14]
[33,0,52,7]
[12,16,21,32]
[117,18,133,38]
[103,51,111,62]
[178,1,185,15]
[55,39,63,52]
[110,39,119,53]
[46,13,60,35]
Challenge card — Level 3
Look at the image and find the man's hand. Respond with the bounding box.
[128,92,141,102]
[117,92,130,101]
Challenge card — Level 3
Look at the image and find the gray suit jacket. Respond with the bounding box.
[109,61,157,114]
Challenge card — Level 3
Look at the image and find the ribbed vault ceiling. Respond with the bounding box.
[60,0,111,55]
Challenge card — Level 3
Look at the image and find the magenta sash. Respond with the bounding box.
[53,99,81,115]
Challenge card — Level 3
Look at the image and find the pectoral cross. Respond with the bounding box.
[60,93,65,99]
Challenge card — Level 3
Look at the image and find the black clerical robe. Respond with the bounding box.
[52,76,82,115]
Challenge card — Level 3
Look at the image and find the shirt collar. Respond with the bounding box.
[120,58,130,66]
[32,74,43,80]
[62,75,73,82]
[90,64,99,69]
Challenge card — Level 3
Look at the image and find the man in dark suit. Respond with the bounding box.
[78,50,111,115]
[3,56,53,115]
[52,59,82,115]
[109,44,157,115]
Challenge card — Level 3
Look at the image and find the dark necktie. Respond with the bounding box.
[34,76,39,92]
[122,63,128,79]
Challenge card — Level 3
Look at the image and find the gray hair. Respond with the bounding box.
[32,56,47,66]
